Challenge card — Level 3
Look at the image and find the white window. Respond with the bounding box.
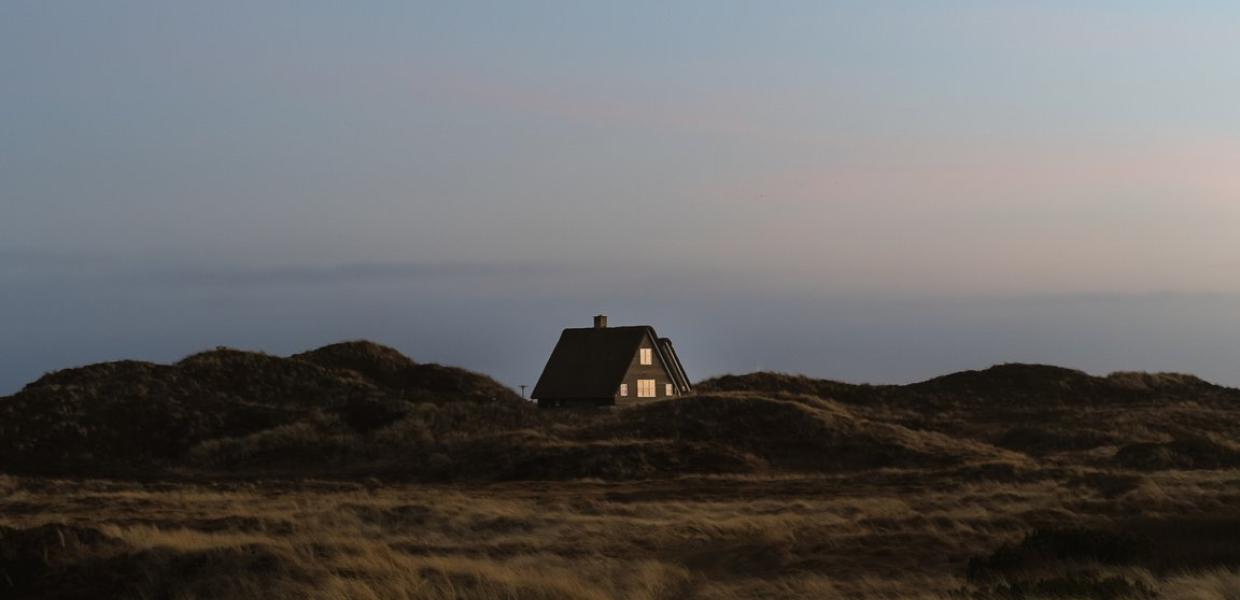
[637,379,656,398]
[666,383,674,396]
[619,383,628,397]
[640,348,652,365]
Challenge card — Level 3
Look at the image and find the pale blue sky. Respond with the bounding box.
[3,2,1239,392]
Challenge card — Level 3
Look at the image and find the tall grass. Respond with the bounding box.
[3,469,1240,598]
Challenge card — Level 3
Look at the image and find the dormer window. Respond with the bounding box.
[640,348,652,365]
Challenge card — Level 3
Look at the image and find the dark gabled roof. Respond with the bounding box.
[532,326,646,399]
[531,325,691,399]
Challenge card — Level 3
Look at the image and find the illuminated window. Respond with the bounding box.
[640,348,652,365]
[638,379,656,398]
[619,383,628,397]
[665,383,674,396]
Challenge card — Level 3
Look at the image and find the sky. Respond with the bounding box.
[3,2,1240,394]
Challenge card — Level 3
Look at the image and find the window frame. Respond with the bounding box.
[619,383,628,397]
[639,348,652,365]
[665,383,674,396]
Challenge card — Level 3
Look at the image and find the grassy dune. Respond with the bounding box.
[3,471,1240,599]
[2,343,1240,598]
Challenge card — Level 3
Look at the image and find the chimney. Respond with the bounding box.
[593,314,608,329]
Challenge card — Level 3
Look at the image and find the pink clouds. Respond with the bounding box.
[679,135,1240,296]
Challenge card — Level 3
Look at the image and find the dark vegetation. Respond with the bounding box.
[702,365,1240,473]
[4,346,1237,482]
[2,343,1240,598]
[964,516,1240,599]
[0,342,524,477]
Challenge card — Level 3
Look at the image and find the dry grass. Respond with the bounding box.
[3,469,1240,599]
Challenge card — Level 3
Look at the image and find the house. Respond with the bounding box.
[532,315,691,408]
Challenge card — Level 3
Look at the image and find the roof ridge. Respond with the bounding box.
[561,324,648,330]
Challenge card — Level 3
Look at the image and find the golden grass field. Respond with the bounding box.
[3,468,1240,599]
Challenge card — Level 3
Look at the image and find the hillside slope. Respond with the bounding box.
[699,365,1240,469]
[0,342,523,475]
[2,349,1238,480]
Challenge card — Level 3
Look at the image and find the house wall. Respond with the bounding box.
[614,331,679,407]
[538,397,613,409]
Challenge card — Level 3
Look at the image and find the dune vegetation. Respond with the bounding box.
[2,341,1239,598]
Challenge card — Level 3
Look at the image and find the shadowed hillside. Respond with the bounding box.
[700,363,1234,407]
[3,350,1240,598]
[700,365,1240,470]
[292,341,518,403]
[3,349,1238,481]
[0,342,524,476]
